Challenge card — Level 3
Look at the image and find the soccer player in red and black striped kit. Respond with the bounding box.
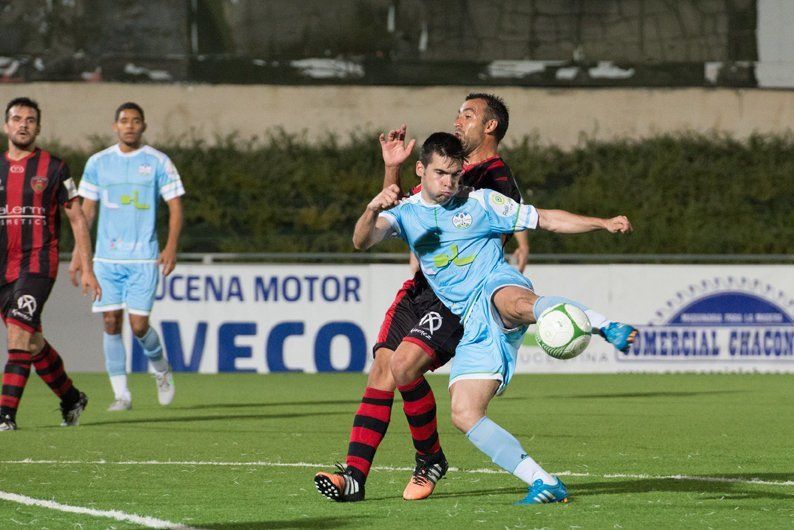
[315,93,530,501]
[0,97,101,431]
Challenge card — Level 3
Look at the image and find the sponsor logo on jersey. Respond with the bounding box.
[622,277,794,361]
[452,212,472,229]
[9,165,24,174]
[489,192,516,217]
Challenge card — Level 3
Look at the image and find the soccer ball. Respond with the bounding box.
[535,303,592,360]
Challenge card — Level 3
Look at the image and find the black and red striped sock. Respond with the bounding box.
[398,376,442,457]
[345,387,394,484]
[32,342,79,405]
[0,349,32,420]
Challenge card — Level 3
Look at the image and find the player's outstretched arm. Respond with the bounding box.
[69,198,97,287]
[537,208,633,234]
[353,184,401,250]
[379,124,415,191]
[64,202,102,301]
[159,197,183,277]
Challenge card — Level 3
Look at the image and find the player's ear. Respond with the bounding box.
[141,122,147,134]
[484,118,498,135]
[415,160,425,178]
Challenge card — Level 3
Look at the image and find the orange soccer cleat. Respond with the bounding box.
[402,453,448,500]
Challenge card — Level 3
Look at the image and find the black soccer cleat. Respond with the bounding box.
[314,464,365,502]
[60,391,88,426]
[0,414,17,431]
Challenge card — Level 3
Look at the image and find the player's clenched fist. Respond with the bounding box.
[604,215,633,233]
[367,184,401,213]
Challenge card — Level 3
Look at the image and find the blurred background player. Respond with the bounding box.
[0,97,100,431]
[314,93,531,503]
[354,132,633,505]
[70,102,184,411]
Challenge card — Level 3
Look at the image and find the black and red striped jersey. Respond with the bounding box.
[0,148,78,283]
[461,155,522,203]
[410,155,522,203]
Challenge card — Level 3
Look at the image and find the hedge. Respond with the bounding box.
[10,130,794,255]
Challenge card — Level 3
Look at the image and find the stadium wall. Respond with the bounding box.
[2,84,794,149]
[8,263,792,374]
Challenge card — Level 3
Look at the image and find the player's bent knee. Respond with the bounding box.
[367,348,396,390]
[102,311,124,334]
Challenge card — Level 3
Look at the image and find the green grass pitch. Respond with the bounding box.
[0,373,792,528]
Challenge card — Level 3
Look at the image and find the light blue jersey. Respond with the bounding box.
[78,144,185,262]
[381,188,538,320]
[381,188,539,392]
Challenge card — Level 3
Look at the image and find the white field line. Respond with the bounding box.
[2,459,793,487]
[0,490,200,529]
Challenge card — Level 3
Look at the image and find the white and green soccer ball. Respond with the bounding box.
[535,303,592,360]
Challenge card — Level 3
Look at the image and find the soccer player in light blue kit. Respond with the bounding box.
[70,102,184,411]
[353,132,633,505]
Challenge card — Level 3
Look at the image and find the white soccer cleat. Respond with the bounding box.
[107,398,132,411]
[155,367,175,406]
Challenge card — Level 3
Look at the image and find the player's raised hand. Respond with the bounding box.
[379,124,416,168]
[68,251,82,287]
[367,184,401,213]
[604,215,633,233]
[82,271,102,302]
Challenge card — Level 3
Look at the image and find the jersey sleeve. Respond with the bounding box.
[477,189,538,234]
[378,210,402,240]
[78,155,100,201]
[157,155,185,201]
[56,162,79,206]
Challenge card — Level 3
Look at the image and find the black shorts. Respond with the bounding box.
[0,275,54,333]
[373,271,463,370]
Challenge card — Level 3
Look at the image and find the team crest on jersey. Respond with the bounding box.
[138,164,153,176]
[31,175,48,192]
[452,212,472,229]
[489,192,516,217]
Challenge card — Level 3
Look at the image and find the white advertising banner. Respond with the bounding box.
[24,263,793,374]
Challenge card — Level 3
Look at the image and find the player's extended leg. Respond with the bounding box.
[0,323,34,431]
[492,286,637,352]
[315,348,395,502]
[449,378,568,505]
[103,310,131,410]
[390,341,448,500]
[28,332,87,425]
[129,314,174,406]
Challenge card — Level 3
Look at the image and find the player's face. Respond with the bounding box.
[3,105,40,150]
[416,153,462,204]
[454,98,490,154]
[113,109,146,148]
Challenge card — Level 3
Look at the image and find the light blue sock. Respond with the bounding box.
[103,332,127,376]
[467,416,554,485]
[466,416,528,473]
[533,295,609,330]
[135,327,168,372]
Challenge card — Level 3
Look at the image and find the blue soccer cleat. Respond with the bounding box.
[515,476,569,505]
[599,322,638,353]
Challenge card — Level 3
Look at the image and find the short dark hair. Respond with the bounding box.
[115,102,145,122]
[419,132,466,166]
[5,97,41,123]
[466,92,509,142]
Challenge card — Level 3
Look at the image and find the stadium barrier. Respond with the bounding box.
[15,260,792,374]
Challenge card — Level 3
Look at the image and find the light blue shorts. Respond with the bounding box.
[448,265,533,394]
[92,261,160,316]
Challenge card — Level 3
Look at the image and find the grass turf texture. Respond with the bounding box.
[0,373,792,529]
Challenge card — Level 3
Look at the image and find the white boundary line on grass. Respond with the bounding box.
[0,490,200,529]
[2,459,793,487]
